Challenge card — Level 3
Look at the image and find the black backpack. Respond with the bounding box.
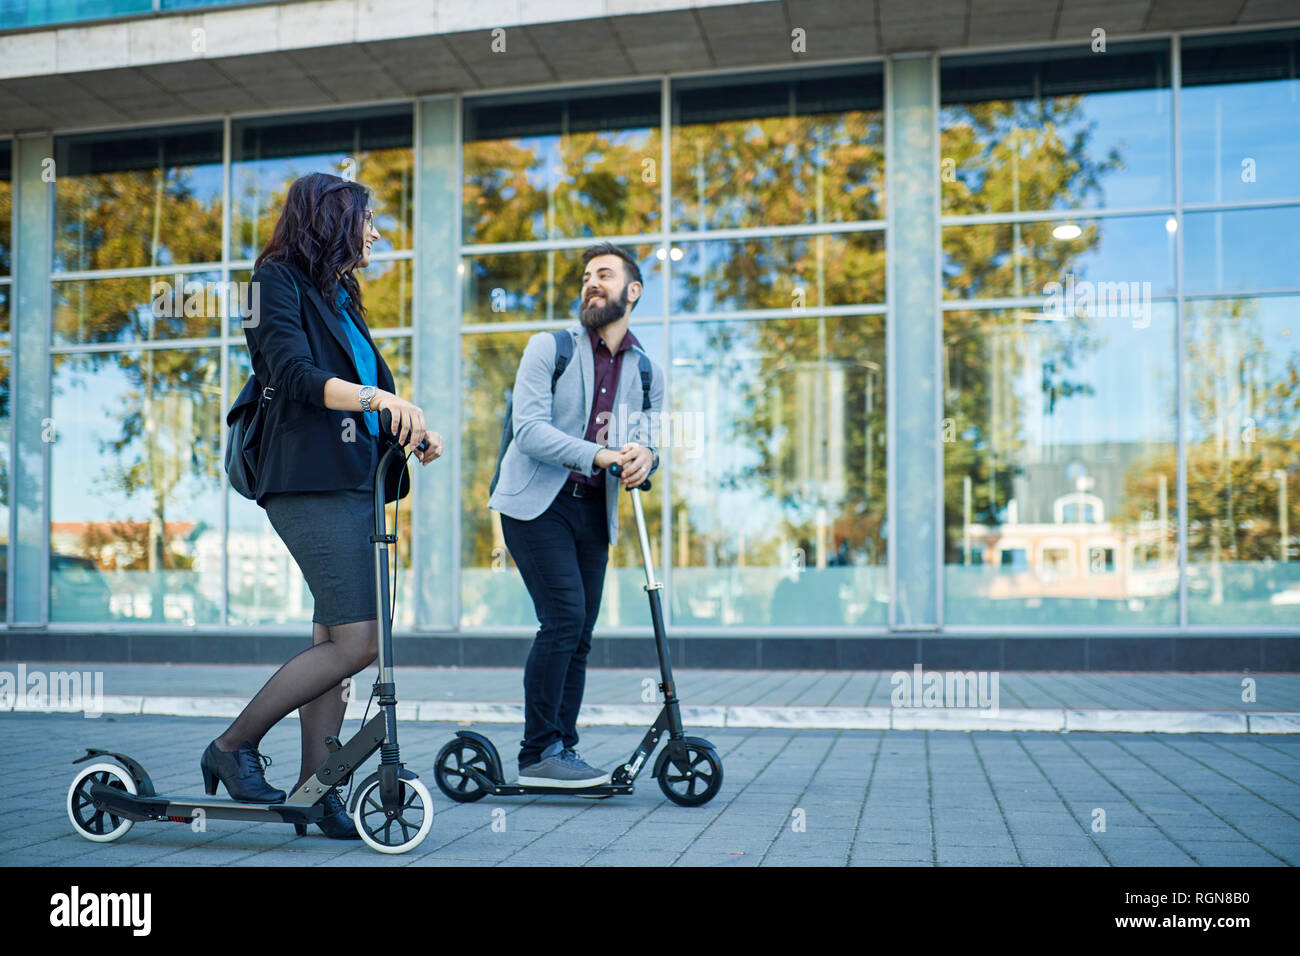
[490,329,652,495]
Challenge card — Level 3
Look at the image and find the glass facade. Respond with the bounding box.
[44,108,416,627]
[939,31,1300,628]
[460,64,887,629]
[5,26,1297,636]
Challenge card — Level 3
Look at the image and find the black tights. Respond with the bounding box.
[216,619,378,789]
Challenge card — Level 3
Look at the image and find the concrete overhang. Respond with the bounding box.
[0,0,1296,132]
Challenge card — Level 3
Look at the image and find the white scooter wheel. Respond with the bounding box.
[352,774,433,854]
[67,762,137,843]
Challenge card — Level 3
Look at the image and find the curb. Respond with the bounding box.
[5,695,1299,734]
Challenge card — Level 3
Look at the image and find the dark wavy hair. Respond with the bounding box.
[254,172,371,321]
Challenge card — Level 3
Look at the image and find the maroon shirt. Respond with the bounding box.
[570,326,641,488]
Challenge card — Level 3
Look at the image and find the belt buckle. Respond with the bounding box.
[570,481,584,498]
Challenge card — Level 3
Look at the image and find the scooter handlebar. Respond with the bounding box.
[378,407,430,454]
[607,462,651,492]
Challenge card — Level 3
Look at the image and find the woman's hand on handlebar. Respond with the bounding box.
[372,390,428,453]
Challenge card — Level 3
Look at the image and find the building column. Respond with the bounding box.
[9,133,52,627]
[887,55,941,631]
[412,96,460,631]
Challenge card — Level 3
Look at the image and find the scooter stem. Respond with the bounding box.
[629,488,661,591]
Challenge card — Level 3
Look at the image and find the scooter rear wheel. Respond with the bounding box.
[656,744,723,807]
[67,762,137,842]
[433,738,496,803]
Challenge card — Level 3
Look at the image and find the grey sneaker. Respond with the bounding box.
[561,748,605,775]
[518,742,611,788]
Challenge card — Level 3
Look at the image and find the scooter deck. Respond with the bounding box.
[489,783,634,797]
[89,784,327,825]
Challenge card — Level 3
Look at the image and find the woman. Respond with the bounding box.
[202,172,443,839]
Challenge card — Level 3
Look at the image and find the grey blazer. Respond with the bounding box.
[488,324,664,546]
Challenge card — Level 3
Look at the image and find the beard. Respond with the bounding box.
[580,282,628,330]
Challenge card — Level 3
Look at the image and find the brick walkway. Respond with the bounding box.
[4,712,1297,866]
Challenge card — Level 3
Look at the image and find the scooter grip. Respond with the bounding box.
[608,462,651,492]
[378,408,430,454]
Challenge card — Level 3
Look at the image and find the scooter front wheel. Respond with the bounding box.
[352,774,433,854]
[656,743,723,807]
[433,737,497,803]
[67,762,137,842]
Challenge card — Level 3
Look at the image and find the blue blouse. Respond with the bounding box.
[336,285,379,438]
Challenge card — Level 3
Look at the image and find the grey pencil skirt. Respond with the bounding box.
[263,463,381,628]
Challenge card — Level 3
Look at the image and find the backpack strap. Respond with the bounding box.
[635,348,653,412]
[550,328,574,392]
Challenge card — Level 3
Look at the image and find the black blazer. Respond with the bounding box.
[240,258,411,506]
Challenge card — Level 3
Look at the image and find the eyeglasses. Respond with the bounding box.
[362,208,375,227]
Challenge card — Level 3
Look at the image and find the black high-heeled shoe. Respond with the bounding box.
[201,739,286,804]
[293,788,361,839]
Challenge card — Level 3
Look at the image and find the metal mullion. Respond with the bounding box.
[462,58,884,103]
[1173,35,1189,633]
[667,305,887,323]
[226,248,415,271]
[1182,197,1300,213]
[940,206,1175,226]
[931,51,944,633]
[660,73,673,633]
[50,262,226,282]
[666,220,887,242]
[50,336,225,354]
[43,95,419,139]
[884,54,897,632]
[452,92,465,632]
[461,233,654,256]
[401,98,419,631]
[460,305,887,335]
[220,113,231,629]
[462,220,886,257]
[940,295,1180,312]
[461,74,664,102]
[1183,286,1300,300]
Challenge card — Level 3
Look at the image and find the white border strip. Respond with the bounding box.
[10,695,1296,733]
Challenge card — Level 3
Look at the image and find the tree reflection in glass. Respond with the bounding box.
[51,348,222,624]
[670,317,886,627]
[53,125,223,272]
[1185,297,1300,624]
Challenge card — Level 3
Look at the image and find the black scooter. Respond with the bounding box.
[432,464,724,807]
[65,409,435,854]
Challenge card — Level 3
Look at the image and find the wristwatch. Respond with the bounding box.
[358,385,377,413]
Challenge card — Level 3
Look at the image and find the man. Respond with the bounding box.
[489,241,664,787]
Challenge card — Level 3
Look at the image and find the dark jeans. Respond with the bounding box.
[501,486,609,770]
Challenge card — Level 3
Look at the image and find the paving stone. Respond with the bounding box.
[8,712,1296,868]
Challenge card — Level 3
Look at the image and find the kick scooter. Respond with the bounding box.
[66,409,435,854]
[432,463,723,807]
